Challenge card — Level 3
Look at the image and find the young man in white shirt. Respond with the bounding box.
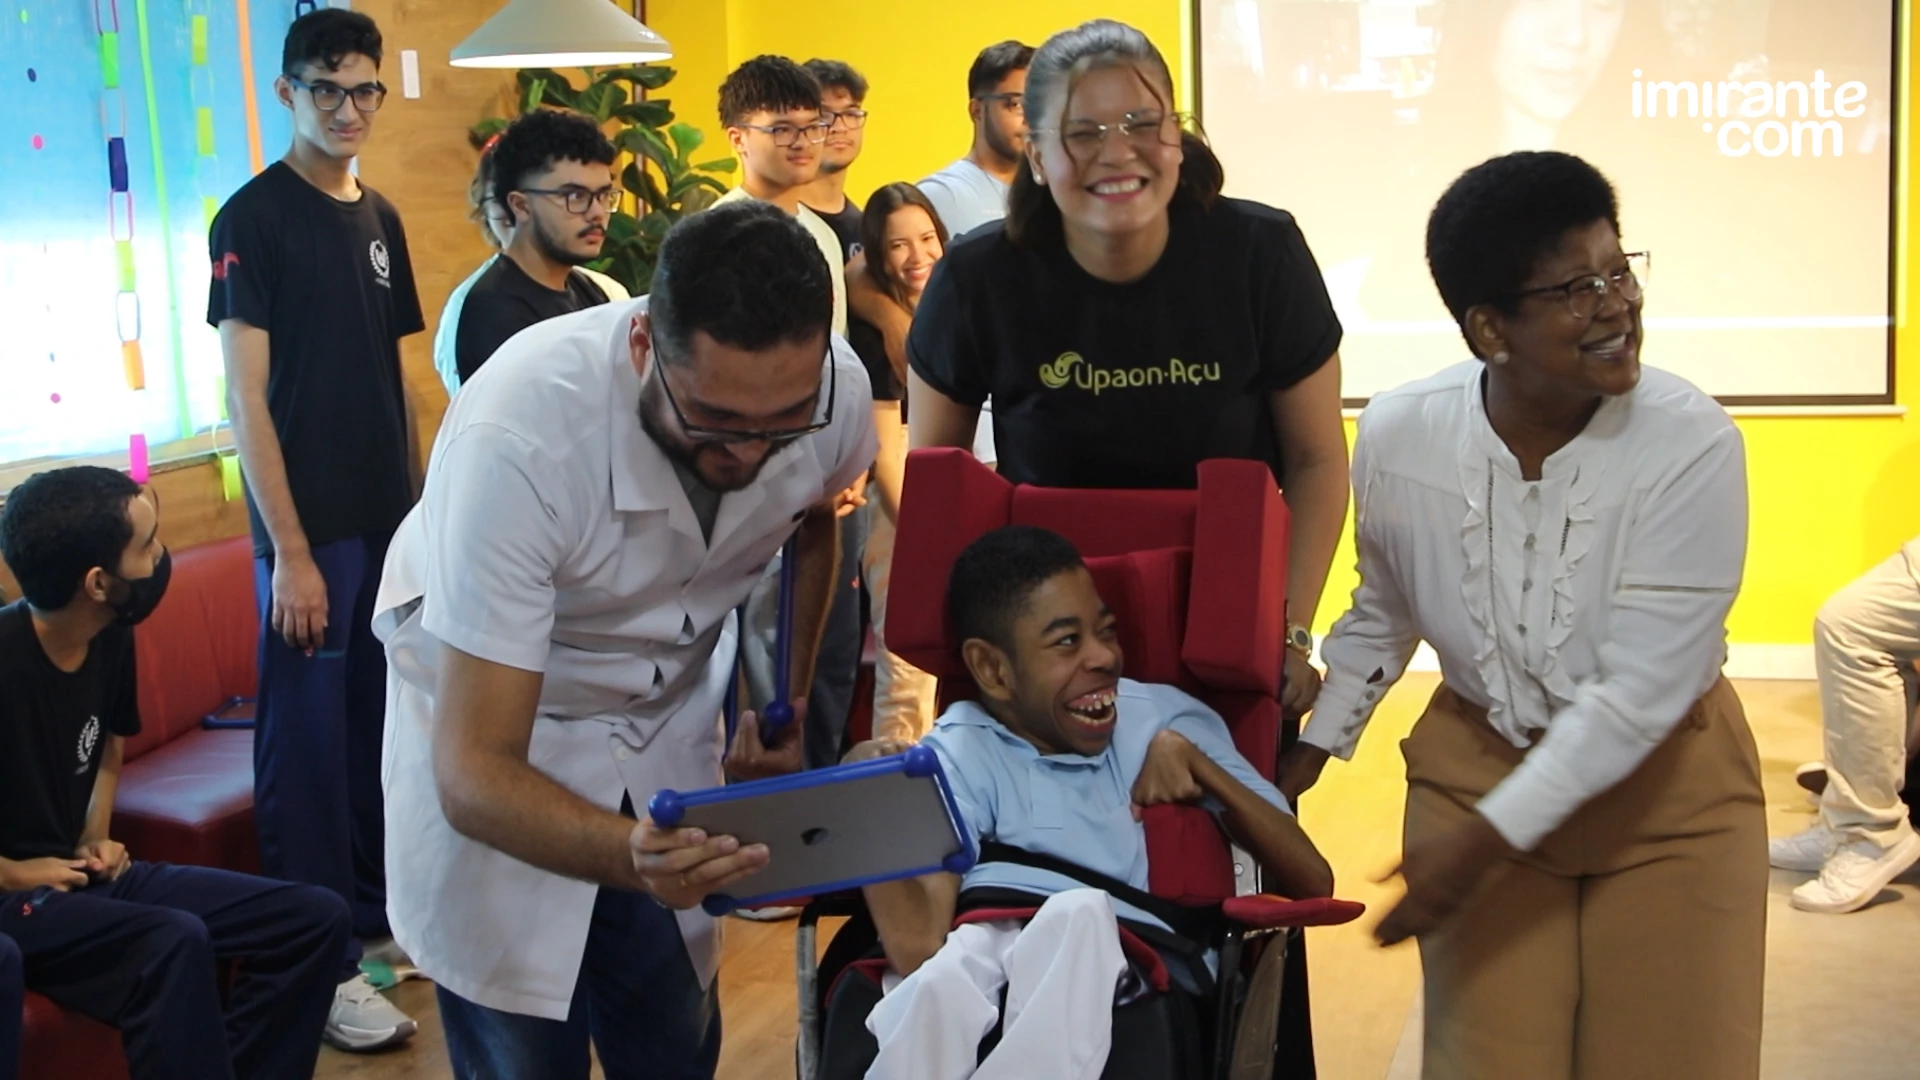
[916,40,1033,239]
[373,202,876,1079]
[713,55,847,337]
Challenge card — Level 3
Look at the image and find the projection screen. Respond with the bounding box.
[1195,0,1899,404]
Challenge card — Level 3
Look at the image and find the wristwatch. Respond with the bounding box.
[1285,623,1313,659]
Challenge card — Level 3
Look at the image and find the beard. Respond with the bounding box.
[635,387,800,494]
[983,120,1026,164]
[531,213,601,268]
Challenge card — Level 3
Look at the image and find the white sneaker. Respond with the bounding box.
[732,905,801,922]
[1769,820,1841,872]
[325,973,418,1052]
[1790,827,1920,915]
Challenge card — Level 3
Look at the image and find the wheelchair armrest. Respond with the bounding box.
[1221,894,1366,930]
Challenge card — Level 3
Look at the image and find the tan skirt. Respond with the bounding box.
[1404,678,1767,1080]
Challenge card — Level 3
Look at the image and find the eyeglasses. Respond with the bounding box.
[652,343,837,445]
[287,77,386,114]
[519,186,618,215]
[1033,111,1195,162]
[975,92,1024,115]
[736,121,831,147]
[1510,252,1651,321]
[825,108,868,131]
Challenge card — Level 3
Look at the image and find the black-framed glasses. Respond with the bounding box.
[974,92,1024,114]
[287,76,386,113]
[1510,252,1651,321]
[652,344,837,445]
[825,108,869,131]
[736,120,831,147]
[519,186,618,215]
[1033,111,1196,162]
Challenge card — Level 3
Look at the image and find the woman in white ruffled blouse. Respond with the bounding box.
[1280,152,1765,1080]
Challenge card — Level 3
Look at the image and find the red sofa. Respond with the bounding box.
[19,535,260,1080]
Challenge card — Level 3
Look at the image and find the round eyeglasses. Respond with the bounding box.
[1509,252,1651,321]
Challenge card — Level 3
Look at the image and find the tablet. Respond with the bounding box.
[649,746,976,916]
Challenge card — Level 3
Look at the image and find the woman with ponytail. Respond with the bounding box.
[905,19,1348,722]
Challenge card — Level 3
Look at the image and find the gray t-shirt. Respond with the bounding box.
[917,158,1009,239]
[670,456,722,543]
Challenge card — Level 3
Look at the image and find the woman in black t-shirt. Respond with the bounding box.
[906,18,1348,714]
[848,182,950,742]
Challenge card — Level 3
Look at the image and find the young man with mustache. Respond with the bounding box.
[453,109,621,385]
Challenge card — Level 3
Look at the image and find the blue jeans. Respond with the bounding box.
[253,533,392,978]
[437,886,720,1080]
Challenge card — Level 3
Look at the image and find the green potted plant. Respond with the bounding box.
[470,65,736,295]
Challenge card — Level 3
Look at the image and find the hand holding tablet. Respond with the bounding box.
[649,745,977,917]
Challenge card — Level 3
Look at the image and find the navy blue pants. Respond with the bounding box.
[804,508,869,771]
[437,886,720,1080]
[253,533,391,977]
[1,933,20,1080]
[0,863,349,1080]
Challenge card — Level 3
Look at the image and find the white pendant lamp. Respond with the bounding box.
[451,0,673,69]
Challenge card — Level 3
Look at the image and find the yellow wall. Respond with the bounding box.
[649,0,1920,647]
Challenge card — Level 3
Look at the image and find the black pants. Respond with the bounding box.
[0,862,349,1080]
[1,933,19,1080]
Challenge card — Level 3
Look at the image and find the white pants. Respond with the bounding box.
[865,889,1126,1080]
[861,500,936,744]
[1816,537,1920,847]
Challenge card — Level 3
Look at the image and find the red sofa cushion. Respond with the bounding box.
[112,728,258,874]
[127,537,257,761]
[20,992,127,1080]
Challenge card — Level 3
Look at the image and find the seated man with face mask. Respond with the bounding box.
[0,467,351,1080]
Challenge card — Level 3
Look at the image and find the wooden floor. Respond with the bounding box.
[316,676,1920,1079]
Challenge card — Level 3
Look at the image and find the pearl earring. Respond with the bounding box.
[1491,351,1510,365]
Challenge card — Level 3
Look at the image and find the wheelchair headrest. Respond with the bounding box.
[886,449,1290,698]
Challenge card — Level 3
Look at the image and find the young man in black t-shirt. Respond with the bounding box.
[205,8,421,1050]
[798,59,870,260]
[453,108,618,384]
[0,467,350,1080]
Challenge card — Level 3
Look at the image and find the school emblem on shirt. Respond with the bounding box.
[76,715,100,771]
[1037,351,1223,396]
[369,239,391,284]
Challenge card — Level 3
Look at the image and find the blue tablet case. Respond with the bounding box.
[650,745,977,917]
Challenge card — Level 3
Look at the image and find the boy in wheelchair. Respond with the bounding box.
[840,526,1334,1080]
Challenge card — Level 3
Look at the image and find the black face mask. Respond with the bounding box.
[108,548,172,626]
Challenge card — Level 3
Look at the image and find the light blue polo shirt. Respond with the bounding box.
[921,678,1290,934]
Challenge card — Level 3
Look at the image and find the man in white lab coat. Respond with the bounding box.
[373,202,876,1079]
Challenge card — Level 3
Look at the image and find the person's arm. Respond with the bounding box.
[863,871,962,976]
[845,252,914,387]
[1142,708,1336,899]
[843,738,962,974]
[1185,737,1333,900]
[1472,424,1749,851]
[1267,354,1349,631]
[73,735,133,881]
[1377,422,1749,946]
[870,402,907,523]
[432,644,769,903]
[788,505,840,702]
[1279,408,1421,800]
[906,371,981,451]
[221,319,328,652]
